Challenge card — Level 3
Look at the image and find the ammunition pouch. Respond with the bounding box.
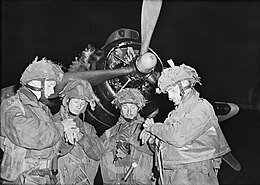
[0,136,58,183]
[28,168,51,177]
[25,158,52,170]
[27,168,57,184]
[0,136,27,181]
[58,152,98,185]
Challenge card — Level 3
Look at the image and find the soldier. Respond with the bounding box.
[140,60,231,185]
[100,88,155,185]
[54,79,104,185]
[0,57,77,184]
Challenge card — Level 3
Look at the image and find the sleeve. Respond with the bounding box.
[148,101,214,147]
[77,122,105,161]
[3,105,64,150]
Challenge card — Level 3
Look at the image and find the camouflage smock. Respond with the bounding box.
[54,106,104,185]
[100,115,154,185]
[147,89,231,166]
[0,87,64,183]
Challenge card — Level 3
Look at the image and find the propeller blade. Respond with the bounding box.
[48,66,135,99]
[140,0,162,55]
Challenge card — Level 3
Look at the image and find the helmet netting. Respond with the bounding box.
[60,79,100,111]
[112,88,146,109]
[20,57,64,84]
[157,63,201,94]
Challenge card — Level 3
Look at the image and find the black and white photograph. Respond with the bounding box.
[1,1,260,185]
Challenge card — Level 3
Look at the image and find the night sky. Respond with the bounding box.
[1,1,260,184]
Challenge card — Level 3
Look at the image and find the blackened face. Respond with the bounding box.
[120,103,139,120]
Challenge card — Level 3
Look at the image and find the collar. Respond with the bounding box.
[116,114,144,127]
[17,86,40,107]
[176,89,200,110]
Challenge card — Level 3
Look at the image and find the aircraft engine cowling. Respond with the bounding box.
[85,28,163,134]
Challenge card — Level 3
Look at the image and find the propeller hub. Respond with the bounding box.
[136,52,157,74]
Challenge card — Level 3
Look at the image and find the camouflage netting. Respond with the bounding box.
[68,44,96,72]
[112,88,146,109]
[59,79,100,111]
[157,60,201,93]
[20,57,64,84]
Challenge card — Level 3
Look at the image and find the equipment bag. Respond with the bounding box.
[0,136,27,181]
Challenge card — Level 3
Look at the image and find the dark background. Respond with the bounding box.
[1,1,260,184]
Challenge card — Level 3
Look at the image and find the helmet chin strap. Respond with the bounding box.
[123,117,135,122]
[122,112,139,122]
[25,79,49,103]
[176,81,192,100]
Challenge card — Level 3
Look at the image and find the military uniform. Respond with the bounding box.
[147,90,230,185]
[0,87,64,184]
[144,62,231,185]
[50,79,102,185]
[54,105,103,185]
[100,115,154,185]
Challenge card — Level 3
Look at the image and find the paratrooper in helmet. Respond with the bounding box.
[54,78,103,185]
[140,60,232,185]
[0,57,77,184]
[100,88,155,185]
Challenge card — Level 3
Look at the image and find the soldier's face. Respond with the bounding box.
[68,98,87,115]
[167,85,182,105]
[44,80,56,98]
[120,103,139,120]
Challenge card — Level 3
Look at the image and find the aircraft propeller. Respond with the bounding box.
[140,0,162,56]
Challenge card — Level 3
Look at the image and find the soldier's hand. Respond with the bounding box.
[61,118,77,131]
[143,118,155,128]
[116,148,127,159]
[65,127,80,145]
[139,130,151,145]
[148,134,156,144]
[76,132,84,141]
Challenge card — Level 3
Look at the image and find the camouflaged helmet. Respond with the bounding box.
[112,88,146,109]
[59,79,100,111]
[20,57,64,85]
[157,60,201,94]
